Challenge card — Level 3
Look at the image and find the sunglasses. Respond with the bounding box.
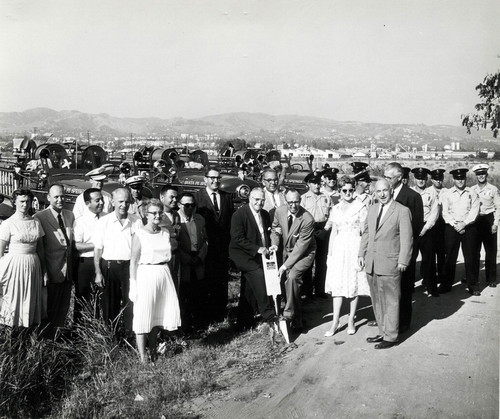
[341,189,355,193]
[206,176,221,181]
[180,203,196,208]
[263,178,278,183]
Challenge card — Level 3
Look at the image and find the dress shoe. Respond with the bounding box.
[466,287,481,296]
[324,322,339,337]
[367,320,378,327]
[347,327,356,335]
[366,335,383,343]
[487,282,497,288]
[438,285,452,294]
[375,340,397,349]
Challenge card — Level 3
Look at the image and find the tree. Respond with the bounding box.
[462,71,500,138]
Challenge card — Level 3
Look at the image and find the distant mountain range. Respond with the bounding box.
[0,107,485,142]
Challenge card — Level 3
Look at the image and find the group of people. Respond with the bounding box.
[0,158,497,360]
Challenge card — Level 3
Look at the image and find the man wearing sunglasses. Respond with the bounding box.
[177,192,208,329]
[196,169,234,322]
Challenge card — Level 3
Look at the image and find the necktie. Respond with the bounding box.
[376,204,384,230]
[287,214,293,231]
[57,213,70,246]
[212,193,220,216]
[271,193,277,208]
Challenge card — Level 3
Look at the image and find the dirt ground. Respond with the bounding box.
[193,252,499,419]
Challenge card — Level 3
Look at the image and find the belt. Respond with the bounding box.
[104,259,129,265]
[144,261,169,266]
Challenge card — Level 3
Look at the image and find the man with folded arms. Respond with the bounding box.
[358,179,413,349]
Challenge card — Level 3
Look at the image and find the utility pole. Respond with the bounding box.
[87,130,90,147]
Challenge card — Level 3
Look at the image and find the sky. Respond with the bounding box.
[1,0,499,126]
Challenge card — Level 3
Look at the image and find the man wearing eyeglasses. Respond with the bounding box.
[177,192,208,329]
[195,169,234,322]
[300,172,333,299]
[270,189,316,330]
[261,168,286,217]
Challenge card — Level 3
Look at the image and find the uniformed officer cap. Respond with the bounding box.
[354,171,371,183]
[450,168,468,180]
[350,162,369,174]
[304,172,321,184]
[471,163,489,175]
[430,169,445,180]
[402,167,411,180]
[85,167,108,181]
[411,167,431,180]
[321,168,339,179]
[125,175,145,188]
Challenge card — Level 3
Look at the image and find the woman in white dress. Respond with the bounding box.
[129,198,180,362]
[0,189,45,328]
[324,176,370,337]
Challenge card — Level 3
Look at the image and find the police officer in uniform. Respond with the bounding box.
[320,168,340,200]
[300,172,333,298]
[411,167,440,296]
[439,168,480,295]
[470,164,500,287]
[430,168,446,284]
[125,175,147,221]
[354,171,373,207]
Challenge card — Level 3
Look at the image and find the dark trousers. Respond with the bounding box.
[303,225,328,296]
[241,269,275,322]
[476,214,498,284]
[100,260,133,331]
[442,224,479,289]
[205,255,229,322]
[46,280,72,329]
[416,228,438,293]
[433,217,446,283]
[179,267,207,329]
[399,244,417,329]
[74,257,98,324]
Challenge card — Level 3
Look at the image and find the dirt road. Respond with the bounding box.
[196,261,499,419]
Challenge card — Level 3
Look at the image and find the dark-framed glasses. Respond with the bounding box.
[341,188,355,193]
[206,176,221,181]
[147,211,163,216]
[263,178,278,183]
[180,203,196,208]
[286,200,300,206]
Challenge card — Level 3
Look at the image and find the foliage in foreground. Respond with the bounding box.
[0,304,284,419]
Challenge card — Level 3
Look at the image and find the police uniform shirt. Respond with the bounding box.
[470,183,500,225]
[411,186,439,232]
[355,192,372,207]
[441,186,480,227]
[300,190,332,222]
[74,210,103,258]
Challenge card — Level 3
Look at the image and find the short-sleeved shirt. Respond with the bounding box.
[73,210,103,258]
[441,186,479,227]
[411,186,439,231]
[470,183,500,225]
[92,212,142,260]
[300,190,332,223]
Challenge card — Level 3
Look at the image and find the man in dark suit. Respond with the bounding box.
[177,192,208,328]
[229,188,277,328]
[34,184,75,335]
[384,162,424,333]
[270,189,316,330]
[195,169,234,322]
[358,179,413,349]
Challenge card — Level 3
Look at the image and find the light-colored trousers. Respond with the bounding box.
[367,272,401,342]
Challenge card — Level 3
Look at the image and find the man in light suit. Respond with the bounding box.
[384,162,424,333]
[230,188,277,329]
[270,189,316,330]
[34,184,75,334]
[195,169,234,322]
[358,179,413,349]
[177,192,208,328]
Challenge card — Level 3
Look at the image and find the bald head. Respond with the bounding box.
[374,179,393,205]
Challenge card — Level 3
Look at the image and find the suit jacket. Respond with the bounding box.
[34,207,75,284]
[395,185,424,237]
[229,204,271,273]
[271,205,316,268]
[177,213,208,282]
[195,189,234,257]
[359,200,413,276]
[160,210,181,252]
